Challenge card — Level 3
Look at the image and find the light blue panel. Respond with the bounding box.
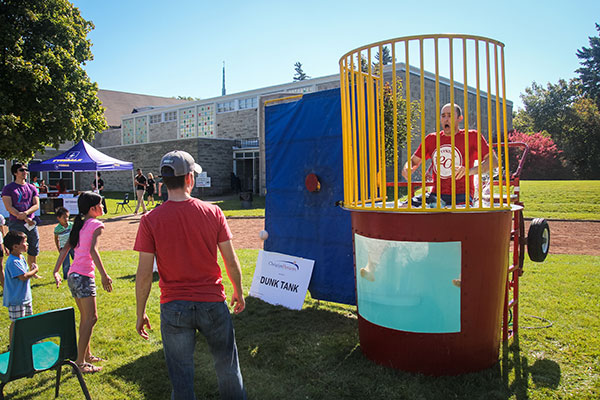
[355,234,461,333]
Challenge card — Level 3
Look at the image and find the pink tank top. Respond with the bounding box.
[68,218,104,278]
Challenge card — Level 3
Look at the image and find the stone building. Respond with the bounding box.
[0,67,512,197]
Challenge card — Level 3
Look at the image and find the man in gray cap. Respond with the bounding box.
[134,150,246,399]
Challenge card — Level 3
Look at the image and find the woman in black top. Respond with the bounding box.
[146,173,156,206]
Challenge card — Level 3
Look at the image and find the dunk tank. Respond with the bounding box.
[338,34,550,375]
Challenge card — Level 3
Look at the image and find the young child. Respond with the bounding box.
[3,231,39,342]
[54,207,74,279]
[54,192,113,374]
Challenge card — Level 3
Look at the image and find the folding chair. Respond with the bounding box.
[115,193,132,213]
[0,307,92,399]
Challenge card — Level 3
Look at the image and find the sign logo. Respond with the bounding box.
[431,145,463,178]
[66,151,80,159]
[268,260,299,271]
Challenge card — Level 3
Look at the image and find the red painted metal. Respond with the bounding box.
[305,173,321,192]
[352,210,512,375]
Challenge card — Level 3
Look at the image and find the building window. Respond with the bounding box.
[122,118,134,145]
[150,114,162,124]
[197,104,215,136]
[48,171,74,191]
[239,97,257,109]
[135,116,148,143]
[29,159,41,182]
[164,111,177,122]
[287,86,313,94]
[217,100,236,113]
[179,107,196,139]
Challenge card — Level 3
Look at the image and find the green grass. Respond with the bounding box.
[0,251,597,399]
[41,181,599,221]
[37,192,265,222]
[520,181,600,220]
[100,192,265,218]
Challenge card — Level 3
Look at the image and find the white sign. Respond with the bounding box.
[196,177,211,188]
[62,197,79,215]
[249,250,315,310]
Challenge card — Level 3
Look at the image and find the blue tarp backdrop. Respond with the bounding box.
[264,88,355,305]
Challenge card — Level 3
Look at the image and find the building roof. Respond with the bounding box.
[97,89,190,128]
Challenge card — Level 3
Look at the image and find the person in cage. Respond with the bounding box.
[401,103,498,208]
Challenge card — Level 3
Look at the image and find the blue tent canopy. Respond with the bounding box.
[28,140,133,172]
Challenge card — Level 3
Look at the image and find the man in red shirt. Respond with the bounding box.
[134,150,246,399]
[402,103,498,207]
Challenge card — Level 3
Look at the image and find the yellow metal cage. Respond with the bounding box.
[339,34,512,212]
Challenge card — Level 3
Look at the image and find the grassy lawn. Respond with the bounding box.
[5,180,596,398]
[520,181,600,220]
[0,251,597,399]
[99,192,265,219]
[41,180,598,221]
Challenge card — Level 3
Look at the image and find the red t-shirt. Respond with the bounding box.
[413,129,490,196]
[133,198,232,303]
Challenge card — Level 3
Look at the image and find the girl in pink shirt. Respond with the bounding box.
[53,191,113,374]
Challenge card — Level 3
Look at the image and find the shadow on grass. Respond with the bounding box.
[118,272,160,283]
[530,358,561,389]
[110,297,558,399]
[111,349,172,400]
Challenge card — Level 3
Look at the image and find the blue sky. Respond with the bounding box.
[72,0,599,110]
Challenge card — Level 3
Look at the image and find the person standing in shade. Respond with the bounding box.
[133,169,148,214]
[2,163,41,276]
[145,173,156,207]
[135,150,246,400]
[91,172,107,214]
[157,177,168,204]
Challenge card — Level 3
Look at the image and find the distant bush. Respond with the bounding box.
[508,131,566,179]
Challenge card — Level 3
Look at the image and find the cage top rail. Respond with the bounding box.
[338,33,512,213]
[339,34,505,63]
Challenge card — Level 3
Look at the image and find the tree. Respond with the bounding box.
[508,131,564,179]
[293,62,309,81]
[576,23,600,108]
[382,80,420,165]
[373,46,393,71]
[518,79,600,178]
[0,0,107,161]
[566,97,600,178]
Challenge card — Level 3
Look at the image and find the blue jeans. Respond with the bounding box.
[160,300,245,400]
[7,221,39,256]
[62,248,75,279]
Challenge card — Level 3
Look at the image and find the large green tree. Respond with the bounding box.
[0,0,107,161]
[518,79,600,178]
[576,23,600,108]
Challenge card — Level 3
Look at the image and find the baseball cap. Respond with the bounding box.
[160,150,203,177]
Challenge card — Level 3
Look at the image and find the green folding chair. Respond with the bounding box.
[0,307,91,399]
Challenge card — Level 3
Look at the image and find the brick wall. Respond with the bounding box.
[85,137,235,197]
[216,109,257,139]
